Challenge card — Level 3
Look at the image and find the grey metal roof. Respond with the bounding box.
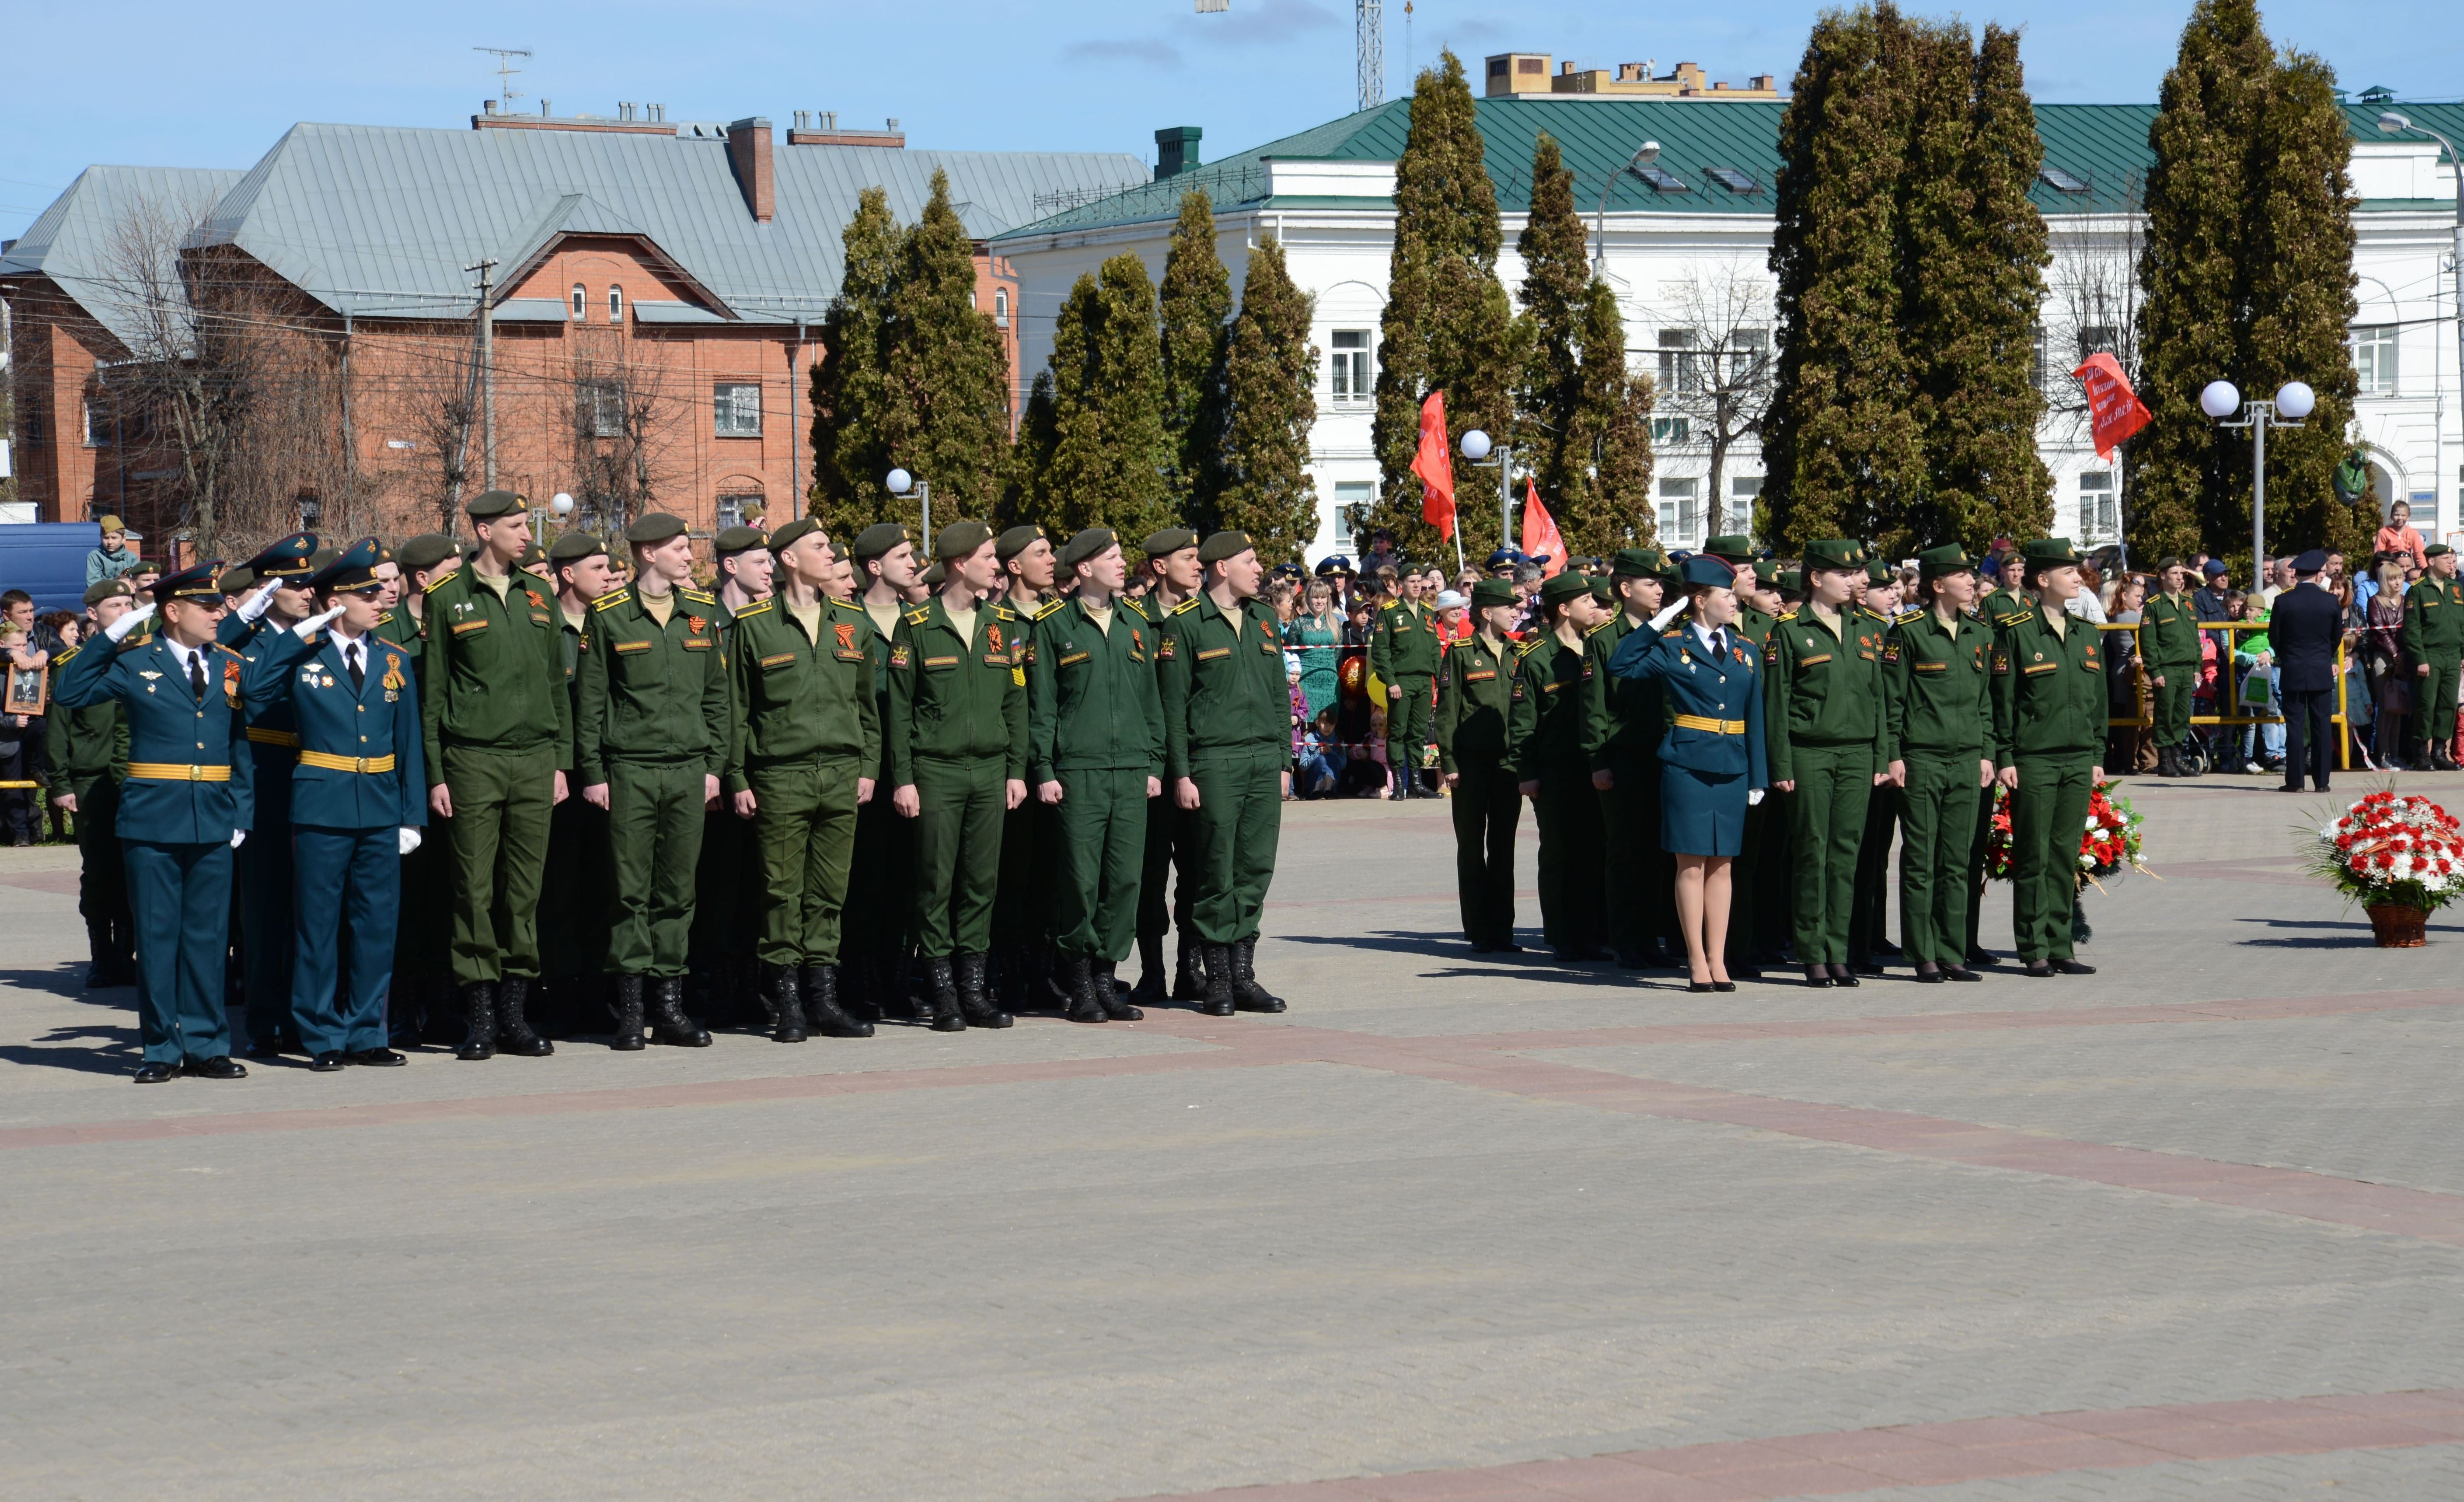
[187,122,1148,325]
[0,165,247,350]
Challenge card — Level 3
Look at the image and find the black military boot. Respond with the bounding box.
[1230,938,1288,1013]
[1199,944,1238,1016]
[1172,936,1209,1002]
[495,978,553,1056]
[609,975,647,1051]
[954,954,1013,1029]
[83,920,115,989]
[1095,960,1143,1021]
[1061,954,1106,1023]
[924,957,965,1032]
[649,977,712,1047]
[759,963,807,1042]
[1128,934,1168,1010]
[456,981,499,1061]
[799,965,874,1038]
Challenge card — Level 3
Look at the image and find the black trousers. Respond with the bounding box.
[2282,687,2335,789]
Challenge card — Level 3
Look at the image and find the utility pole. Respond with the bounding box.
[466,258,499,490]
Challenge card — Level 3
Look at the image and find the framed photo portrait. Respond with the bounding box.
[3,661,47,718]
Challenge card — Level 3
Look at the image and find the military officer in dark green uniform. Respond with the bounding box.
[1509,572,1610,964]
[49,579,139,988]
[685,524,772,1027]
[2404,544,2464,770]
[575,513,730,1051]
[383,534,459,1043]
[845,521,921,1020]
[724,518,880,1041]
[993,522,1063,1011]
[1992,538,2106,977]
[1369,566,1441,797]
[2142,558,2201,777]
[1889,546,1995,982]
[1847,559,1910,974]
[1968,562,2036,964]
[1584,548,1676,967]
[219,531,319,1057]
[1127,527,1206,1007]
[537,531,616,1037]
[1027,527,1163,1023]
[887,520,1026,1031]
[1436,578,1524,952]
[1765,539,1894,988]
[1156,531,1289,1014]
[421,489,571,1061]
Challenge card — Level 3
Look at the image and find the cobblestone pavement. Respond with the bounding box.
[6,772,2464,1501]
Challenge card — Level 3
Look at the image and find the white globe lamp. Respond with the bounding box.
[886,468,914,496]
[2274,381,2315,421]
[2199,381,2241,419]
[549,492,574,516]
[1459,429,1492,462]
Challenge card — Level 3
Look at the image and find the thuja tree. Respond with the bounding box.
[1023,253,1177,541]
[1209,235,1320,563]
[1159,190,1231,518]
[807,188,903,537]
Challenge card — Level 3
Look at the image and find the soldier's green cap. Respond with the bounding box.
[398,534,458,572]
[548,532,608,565]
[1610,547,1668,579]
[1469,578,1517,609]
[920,560,946,587]
[1539,571,1593,606]
[768,517,824,555]
[1704,534,1756,564]
[83,578,136,607]
[1802,538,1869,571]
[713,524,769,556]
[1198,530,1256,564]
[849,522,913,562]
[309,537,391,595]
[466,489,525,520]
[2157,555,2186,573]
[1917,544,1978,579]
[515,543,547,569]
[1777,569,1804,595]
[1865,559,1894,585]
[308,546,342,571]
[1752,560,1779,583]
[996,523,1049,562]
[2429,544,2454,559]
[934,520,995,560]
[1588,576,1616,607]
[624,512,688,546]
[245,531,321,580]
[217,566,255,594]
[1061,527,1120,569]
[2019,537,2083,571]
[1141,527,1199,557]
[1680,555,1737,590]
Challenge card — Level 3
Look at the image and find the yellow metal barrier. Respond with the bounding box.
[2098,618,2349,771]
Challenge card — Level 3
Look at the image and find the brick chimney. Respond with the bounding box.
[727,117,775,222]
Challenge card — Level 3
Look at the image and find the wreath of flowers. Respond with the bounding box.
[1982,780,2150,887]
[2302,786,2464,912]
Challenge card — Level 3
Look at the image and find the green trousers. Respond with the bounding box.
[1602,751,1673,956]
[71,773,129,946]
[1450,755,1522,948]
[748,754,861,968]
[441,745,557,985]
[913,756,1005,957]
[1963,773,2000,960]
[605,760,708,976]
[1136,791,1196,947]
[1532,768,1604,954]
[1846,781,1899,964]
[1386,676,1433,785]
[2150,670,2194,748]
[1785,741,1873,965]
[1053,767,1149,961]
[1898,751,1985,966]
[2416,658,2461,751]
[1187,751,1283,945]
[2010,753,2095,961]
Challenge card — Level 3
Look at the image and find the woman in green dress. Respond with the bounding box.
[1285,577,1345,724]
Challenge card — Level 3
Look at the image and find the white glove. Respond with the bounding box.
[104,601,156,643]
[229,830,248,849]
[398,827,422,856]
[1748,788,1766,807]
[294,603,347,639]
[1649,600,1688,632]
[236,580,280,623]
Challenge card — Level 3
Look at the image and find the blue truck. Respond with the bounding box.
[0,522,106,613]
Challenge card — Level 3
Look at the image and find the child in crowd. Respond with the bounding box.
[1296,706,1347,798]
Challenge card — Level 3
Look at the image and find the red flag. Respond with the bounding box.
[1411,391,1455,537]
[1521,478,1565,578]
[2072,352,2151,461]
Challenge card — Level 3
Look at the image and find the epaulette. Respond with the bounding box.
[904,608,932,625]
[734,599,775,618]
[118,634,152,653]
[829,596,868,613]
[1894,607,1923,625]
[1028,597,1064,621]
[54,643,81,667]
[216,643,244,659]
[1662,628,1683,638]
[1994,610,2031,627]
[1776,609,1799,623]
[1585,619,1616,637]
[423,574,454,595]
[374,609,397,627]
[1171,597,1201,615]
[374,634,408,652]
[679,587,715,606]
[592,588,632,612]
[991,604,1016,622]
[1514,637,1545,658]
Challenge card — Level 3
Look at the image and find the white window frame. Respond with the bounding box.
[714,381,763,438]
[994,288,1010,328]
[1332,479,1377,546]
[716,493,762,531]
[1657,476,1701,547]
[2079,470,2117,541]
[1330,330,1373,404]
[608,285,624,322]
[586,381,624,439]
[571,283,587,320]
[2352,325,2399,396]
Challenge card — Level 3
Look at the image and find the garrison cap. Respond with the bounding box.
[2294,548,2328,575]
[1197,530,1256,565]
[1539,572,1593,606]
[623,512,688,546]
[97,514,126,535]
[548,531,609,566]
[156,561,227,602]
[1469,578,1517,609]
[217,567,256,595]
[398,534,459,572]
[713,524,769,556]
[1916,544,1978,580]
[1141,527,1200,558]
[309,536,391,594]
[996,523,1050,562]
[466,489,525,520]
[245,532,320,580]
[849,522,913,562]
[934,520,995,560]
[1061,527,1120,569]
[768,517,824,555]
[1680,555,1738,590]
[82,578,136,607]
[1611,547,1668,579]
[2429,544,2454,559]
[1801,538,1869,571]
[1703,534,1756,564]
[2019,537,2083,572]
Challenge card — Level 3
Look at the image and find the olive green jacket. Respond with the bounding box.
[574,585,732,783]
[1434,632,1517,773]
[1026,595,1164,782]
[2403,575,2464,662]
[419,565,572,781]
[46,647,130,787]
[1889,608,1994,756]
[2141,590,2201,668]
[1156,590,1288,775]
[1991,604,2108,764]
[885,595,1028,786]
[1582,611,1665,770]
[1507,633,1593,782]
[1368,599,1440,683]
[722,595,881,795]
[1763,604,1894,780]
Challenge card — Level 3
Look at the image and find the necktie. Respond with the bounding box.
[347,643,365,692]
[1709,629,1727,660]
[188,651,207,702]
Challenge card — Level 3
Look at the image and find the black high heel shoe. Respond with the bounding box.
[1686,979,1716,993]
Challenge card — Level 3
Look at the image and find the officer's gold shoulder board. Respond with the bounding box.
[680,587,715,605]
[423,573,454,595]
[904,608,932,625]
[1663,627,1683,638]
[1776,609,1799,623]
[54,643,81,666]
[829,597,867,614]
[1172,597,1201,615]
[1030,598,1063,621]
[592,588,632,612]
[1585,619,1614,637]
[374,634,408,653]
[734,599,775,619]
[992,604,1016,622]
[216,643,244,660]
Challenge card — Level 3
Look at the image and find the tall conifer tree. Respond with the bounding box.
[1027,253,1176,542]
[1159,190,1231,518]
[807,188,902,537]
[886,169,1012,523]
[1212,236,1320,563]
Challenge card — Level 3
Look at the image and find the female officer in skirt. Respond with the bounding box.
[1605,555,1769,992]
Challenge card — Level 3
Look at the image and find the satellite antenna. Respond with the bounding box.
[475,47,534,109]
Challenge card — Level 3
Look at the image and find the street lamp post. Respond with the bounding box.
[2201,378,2316,577]
[886,468,930,541]
[1458,429,1509,571]
[1592,140,1663,273]
[2379,111,2464,534]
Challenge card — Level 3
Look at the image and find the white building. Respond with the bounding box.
[994,86,2464,563]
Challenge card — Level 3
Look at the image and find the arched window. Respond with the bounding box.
[608,285,624,322]
[994,288,1009,328]
[571,283,587,319]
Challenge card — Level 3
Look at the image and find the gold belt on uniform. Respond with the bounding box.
[1672,714,1748,735]
[126,762,233,782]
[297,750,397,774]
[246,727,300,747]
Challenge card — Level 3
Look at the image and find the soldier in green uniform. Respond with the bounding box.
[1128,527,1207,1007]
[1026,527,1162,1023]
[1967,562,2036,964]
[1765,539,1894,988]
[724,518,880,1041]
[2141,558,2202,777]
[537,531,616,1037]
[1889,546,1995,983]
[1509,572,1610,964]
[2404,544,2464,770]
[384,534,458,1044]
[218,532,320,1057]
[574,513,729,1050]
[1435,578,1524,952]
[1991,539,2106,977]
[1847,560,1910,974]
[49,580,139,988]
[421,489,571,1061]
[992,523,1063,1011]
[1584,548,1675,967]
[886,521,1026,1031]
[845,521,922,1020]
[1156,531,1289,1013]
[1368,566,1440,797]
[686,524,774,1027]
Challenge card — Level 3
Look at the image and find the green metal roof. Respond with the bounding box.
[995,96,2464,241]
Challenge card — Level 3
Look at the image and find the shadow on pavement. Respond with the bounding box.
[0,1023,143,1076]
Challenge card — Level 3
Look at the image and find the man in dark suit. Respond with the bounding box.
[2270,549,2344,793]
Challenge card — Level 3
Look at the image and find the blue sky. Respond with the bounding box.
[3,0,2458,241]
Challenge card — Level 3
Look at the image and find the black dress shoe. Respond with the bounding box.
[310,1051,346,1072]
[2051,957,2098,975]
[1802,965,1834,989]
[132,1061,177,1084]
[185,1056,248,1079]
[1943,965,1983,983]
[2024,959,2056,978]
[1874,939,1903,957]
[1687,980,1716,993]
[1829,964,1860,988]
[1713,980,1736,993]
[2276,784,2308,793]
[1915,964,1945,985]
[343,1048,406,1067]
[1467,939,1496,954]
[1964,947,1999,967]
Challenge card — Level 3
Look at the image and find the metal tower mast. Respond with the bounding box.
[1357,0,1384,112]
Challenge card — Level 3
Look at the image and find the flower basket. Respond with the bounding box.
[1982,781,2151,890]
[2304,786,2463,944]
[2367,904,2429,948]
